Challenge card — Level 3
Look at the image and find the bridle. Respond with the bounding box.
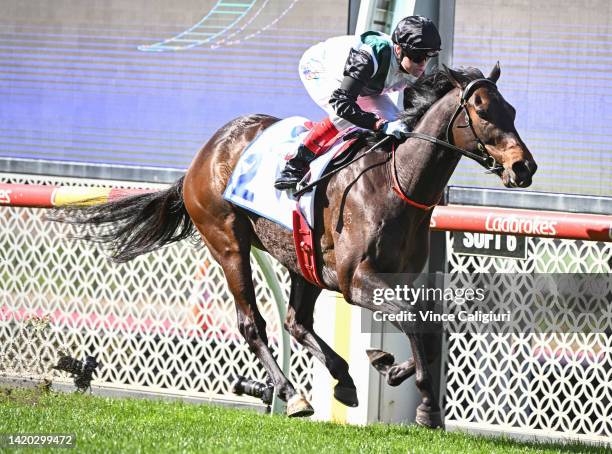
[390,77,505,209]
[408,77,503,173]
[447,78,503,172]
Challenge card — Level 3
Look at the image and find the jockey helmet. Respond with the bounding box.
[392,16,441,56]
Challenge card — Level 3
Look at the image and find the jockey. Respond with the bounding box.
[274,15,442,190]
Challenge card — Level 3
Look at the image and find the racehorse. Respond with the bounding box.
[52,64,536,428]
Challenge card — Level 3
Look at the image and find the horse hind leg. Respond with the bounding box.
[192,217,312,417]
[235,306,313,417]
[284,273,358,407]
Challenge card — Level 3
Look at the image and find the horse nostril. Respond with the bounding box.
[525,159,538,175]
[509,160,534,187]
[512,160,532,179]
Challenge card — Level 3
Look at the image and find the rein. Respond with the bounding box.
[294,78,503,204]
[293,136,391,198]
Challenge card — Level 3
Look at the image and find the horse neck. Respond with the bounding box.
[394,89,462,206]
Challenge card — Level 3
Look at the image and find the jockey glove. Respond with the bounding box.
[382,119,411,139]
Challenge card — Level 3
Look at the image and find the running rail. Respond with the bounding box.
[430,205,612,243]
[1,183,611,242]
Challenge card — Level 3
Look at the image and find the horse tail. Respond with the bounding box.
[50,176,196,263]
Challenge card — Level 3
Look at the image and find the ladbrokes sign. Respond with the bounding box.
[0,189,12,205]
[484,214,558,236]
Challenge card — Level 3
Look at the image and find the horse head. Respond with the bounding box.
[445,64,537,188]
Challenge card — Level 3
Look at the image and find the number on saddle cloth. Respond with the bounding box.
[233,152,262,202]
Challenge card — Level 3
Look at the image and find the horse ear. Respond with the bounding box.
[488,61,501,83]
[443,64,465,89]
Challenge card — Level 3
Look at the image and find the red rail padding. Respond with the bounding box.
[0,183,57,207]
[0,183,155,208]
[430,205,612,242]
[1,184,611,242]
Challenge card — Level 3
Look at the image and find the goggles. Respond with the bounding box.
[404,49,439,63]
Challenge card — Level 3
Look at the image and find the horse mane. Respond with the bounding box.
[355,66,485,149]
[399,66,485,129]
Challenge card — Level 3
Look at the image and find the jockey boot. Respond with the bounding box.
[274,117,339,190]
[274,144,315,190]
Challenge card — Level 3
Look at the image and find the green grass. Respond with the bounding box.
[0,386,607,454]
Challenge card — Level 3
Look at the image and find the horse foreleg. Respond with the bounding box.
[367,329,440,386]
[285,273,358,407]
[405,332,442,428]
[343,263,442,428]
[366,349,416,385]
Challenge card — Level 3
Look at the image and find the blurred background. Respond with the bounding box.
[1,0,610,196]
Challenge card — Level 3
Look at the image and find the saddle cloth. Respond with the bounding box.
[223,116,354,230]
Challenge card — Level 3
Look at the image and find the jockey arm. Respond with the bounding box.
[330,77,385,131]
[329,47,391,131]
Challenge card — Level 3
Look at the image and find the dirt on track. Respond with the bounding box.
[1,379,53,406]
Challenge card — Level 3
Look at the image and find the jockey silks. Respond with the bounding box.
[299,32,419,131]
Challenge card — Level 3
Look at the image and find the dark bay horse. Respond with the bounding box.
[53,65,536,427]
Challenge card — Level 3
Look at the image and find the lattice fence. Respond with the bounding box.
[0,173,314,405]
[444,232,612,443]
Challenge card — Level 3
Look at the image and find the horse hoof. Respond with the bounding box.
[415,406,443,429]
[366,349,395,372]
[386,364,415,387]
[334,385,359,407]
[287,394,314,418]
